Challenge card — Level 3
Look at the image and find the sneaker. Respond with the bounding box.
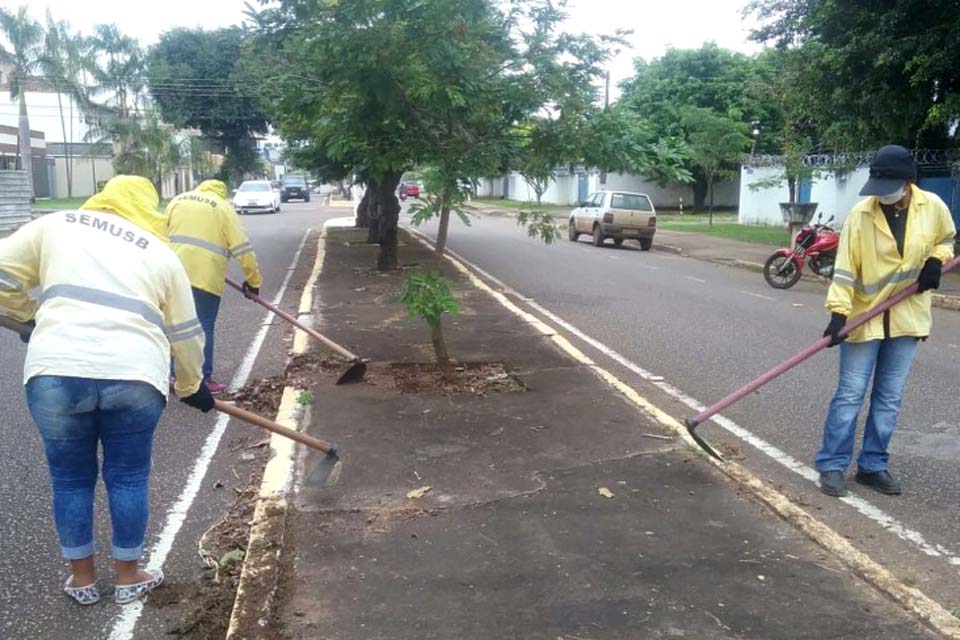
[205,380,227,395]
[819,471,848,497]
[855,469,902,495]
[114,569,164,605]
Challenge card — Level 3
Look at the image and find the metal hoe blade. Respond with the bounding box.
[684,418,724,461]
[336,359,367,385]
[305,448,342,488]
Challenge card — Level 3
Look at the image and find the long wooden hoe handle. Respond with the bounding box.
[214,399,335,454]
[225,278,360,362]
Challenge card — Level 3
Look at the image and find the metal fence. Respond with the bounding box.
[0,170,33,232]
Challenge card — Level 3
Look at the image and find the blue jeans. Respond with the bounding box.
[192,287,221,381]
[26,376,165,561]
[815,337,919,474]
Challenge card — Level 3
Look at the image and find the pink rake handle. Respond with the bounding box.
[686,256,960,429]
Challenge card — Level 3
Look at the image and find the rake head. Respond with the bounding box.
[304,446,342,488]
[684,418,724,461]
[335,359,367,385]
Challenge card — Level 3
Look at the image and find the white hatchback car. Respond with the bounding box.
[568,190,656,250]
[233,180,281,214]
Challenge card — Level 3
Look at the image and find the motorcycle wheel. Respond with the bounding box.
[763,253,803,289]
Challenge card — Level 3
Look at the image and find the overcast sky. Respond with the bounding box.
[27,0,760,96]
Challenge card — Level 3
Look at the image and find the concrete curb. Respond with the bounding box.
[655,242,960,312]
[403,224,960,640]
[225,224,329,640]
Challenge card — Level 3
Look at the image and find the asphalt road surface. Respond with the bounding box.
[0,200,341,639]
[413,210,960,605]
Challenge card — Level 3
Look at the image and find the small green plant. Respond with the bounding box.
[400,272,460,368]
[297,390,313,405]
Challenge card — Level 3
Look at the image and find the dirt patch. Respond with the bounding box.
[157,462,266,638]
[391,362,526,395]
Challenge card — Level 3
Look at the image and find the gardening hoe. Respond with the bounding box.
[1,314,342,486]
[684,255,960,461]
[214,400,342,488]
[225,278,367,384]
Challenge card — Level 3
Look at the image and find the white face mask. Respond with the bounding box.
[877,186,907,205]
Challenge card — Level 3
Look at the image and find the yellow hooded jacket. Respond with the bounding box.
[827,184,956,342]
[165,180,263,297]
[0,175,205,397]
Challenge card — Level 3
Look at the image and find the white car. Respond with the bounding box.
[568,190,656,250]
[233,180,281,215]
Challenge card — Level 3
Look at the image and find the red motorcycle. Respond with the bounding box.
[763,213,839,289]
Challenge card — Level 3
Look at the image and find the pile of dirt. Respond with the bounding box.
[391,362,526,395]
[157,460,267,639]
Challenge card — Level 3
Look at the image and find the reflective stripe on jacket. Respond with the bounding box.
[826,185,956,342]
[0,210,205,397]
[164,189,263,297]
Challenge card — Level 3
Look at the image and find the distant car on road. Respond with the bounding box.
[568,191,656,250]
[233,180,281,214]
[399,182,421,199]
[281,174,311,203]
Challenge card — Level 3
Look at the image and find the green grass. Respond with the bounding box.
[657,220,789,246]
[472,197,571,214]
[32,197,88,210]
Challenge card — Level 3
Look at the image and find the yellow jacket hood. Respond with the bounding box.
[195,179,228,200]
[81,175,167,239]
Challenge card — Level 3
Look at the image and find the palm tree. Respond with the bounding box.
[0,7,44,198]
[41,13,89,198]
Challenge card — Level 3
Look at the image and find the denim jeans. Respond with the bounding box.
[192,287,221,381]
[815,337,919,474]
[26,376,165,561]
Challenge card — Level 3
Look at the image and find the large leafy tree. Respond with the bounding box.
[746,0,960,149]
[0,6,44,197]
[620,43,774,209]
[146,28,270,184]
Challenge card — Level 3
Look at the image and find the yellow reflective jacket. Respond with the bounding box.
[0,205,205,398]
[827,185,956,342]
[164,180,263,297]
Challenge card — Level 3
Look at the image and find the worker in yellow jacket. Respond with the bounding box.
[165,180,263,394]
[817,145,956,498]
[0,175,214,606]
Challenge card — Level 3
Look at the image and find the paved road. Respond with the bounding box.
[0,200,340,639]
[413,211,960,603]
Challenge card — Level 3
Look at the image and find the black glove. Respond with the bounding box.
[242,281,260,299]
[19,319,35,344]
[917,257,942,293]
[180,382,215,413]
[823,312,847,347]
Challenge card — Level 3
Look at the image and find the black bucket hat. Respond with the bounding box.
[859,145,916,196]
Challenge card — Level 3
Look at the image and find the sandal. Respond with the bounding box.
[114,569,164,605]
[64,576,100,606]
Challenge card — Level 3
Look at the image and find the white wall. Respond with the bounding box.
[738,165,869,227]
[51,156,115,199]
[605,172,740,209]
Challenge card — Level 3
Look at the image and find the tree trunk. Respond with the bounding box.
[57,91,72,198]
[366,181,381,245]
[692,174,708,212]
[376,173,402,271]
[430,319,451,367]
[787,176,797,204]
[18,92,34,199]
[355,189,370,228]
[435,189,452,257]
[707,171,715,227]
[68,96,75,198]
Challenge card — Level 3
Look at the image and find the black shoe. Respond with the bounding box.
[819,471,848,497]
[855,470,902,495]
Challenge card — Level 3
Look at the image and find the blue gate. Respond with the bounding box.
[798,178,813,204]
[577,174,588,203]
[917,176,960,229]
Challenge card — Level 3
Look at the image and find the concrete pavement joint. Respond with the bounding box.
[403,224,960,640]
[225,222,335,640]
[108,229,312,640]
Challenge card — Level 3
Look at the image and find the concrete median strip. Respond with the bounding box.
[225,218,354,639]
[404,224,960,640]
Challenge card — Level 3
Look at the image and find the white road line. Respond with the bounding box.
[433,240,960,569]
[108,230,312,640]
[686,276,707,283]
[744,291,777,302]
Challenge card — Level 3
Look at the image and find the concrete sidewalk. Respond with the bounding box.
[264,227,941,639]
